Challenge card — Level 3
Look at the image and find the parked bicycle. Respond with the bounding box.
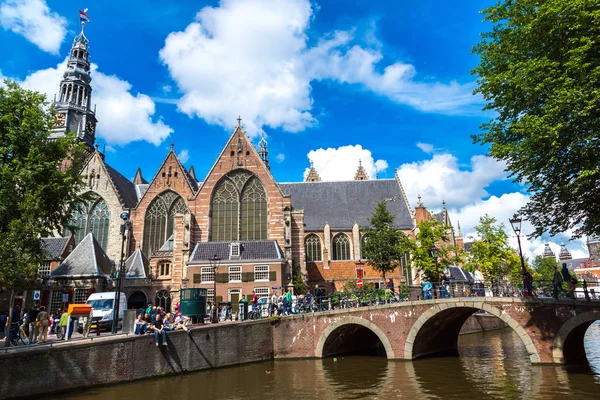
[9,321,30,346]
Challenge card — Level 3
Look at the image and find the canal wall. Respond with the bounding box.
[0,320,273,400]
[459,314,508,335]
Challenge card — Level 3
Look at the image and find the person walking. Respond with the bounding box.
[58,311,69,339]
[285,288,293,315]
[552,265,566,299]
[421,277,433,300]
[36,306,49,343]
[561,263,576,299]
[270,292,278,316]
[473,266,485,297]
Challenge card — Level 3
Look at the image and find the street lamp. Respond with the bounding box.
[429,245,440,297]
[112,211,131,334]
[509,214,531,297]
[181,276,189,289]
[209,254,221,323]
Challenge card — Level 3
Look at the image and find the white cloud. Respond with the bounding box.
[305,144,388,181]
[276,153,285,163]
[17,59,172,146]
[159,0,481,137]
[0,0,67,54]
[177,149,190,164]
[416,142,434,154]
[397,152,507,209]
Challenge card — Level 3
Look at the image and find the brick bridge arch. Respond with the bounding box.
[403,302,541,363]
[273,298,600,364]
[552,310,600,364]
[315,316,395,358]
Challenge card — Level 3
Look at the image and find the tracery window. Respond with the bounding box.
[305,234,322,262]
[143,191,188,255]
[210,170,268,241]
[155,290,171,311]
[332,233,351,261]
[64,195,110,250]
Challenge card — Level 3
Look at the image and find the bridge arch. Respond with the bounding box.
[404,302,541,363]
[315,316,394,359]
[552,310,600,364]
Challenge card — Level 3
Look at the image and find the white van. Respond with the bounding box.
[86,292,127,331]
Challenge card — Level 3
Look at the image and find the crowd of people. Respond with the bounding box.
[0,305,71,344]
[133,304,192,346]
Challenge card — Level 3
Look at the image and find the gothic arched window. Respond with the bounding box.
[143,191,188,255]
[305,234,322,262]
[210,170,268,241]
[64,195,110,250]
[360,234,369,259]
[155,290,171,311]
[332,233,351,261]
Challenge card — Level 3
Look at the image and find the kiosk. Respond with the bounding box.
[65,304,93,340]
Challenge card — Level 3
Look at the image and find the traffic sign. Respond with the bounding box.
[62,293,69,302]
[357,279,363,288]
[32,290,41,301]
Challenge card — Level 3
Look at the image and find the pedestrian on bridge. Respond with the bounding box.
[552,265,566,299]
[561,263,576,299]
[421,277,432,300]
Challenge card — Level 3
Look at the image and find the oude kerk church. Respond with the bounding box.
[3,27,465,314]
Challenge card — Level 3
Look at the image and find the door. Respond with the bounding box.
[229,289,240,313]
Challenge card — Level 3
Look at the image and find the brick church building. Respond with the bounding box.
[8,25,463,314]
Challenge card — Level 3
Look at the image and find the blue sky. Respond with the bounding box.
[0,0,590,260]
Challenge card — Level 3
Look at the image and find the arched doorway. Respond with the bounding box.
[155,290,172,312]
[128,291,147,312]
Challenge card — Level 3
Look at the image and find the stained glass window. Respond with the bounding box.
[64,195,110,251]
[210,170,268,241]
[143,191,188,255]
[332,234,351,261]
[305,234,322,261]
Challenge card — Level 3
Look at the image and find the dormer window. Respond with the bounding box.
[230,243,241,259]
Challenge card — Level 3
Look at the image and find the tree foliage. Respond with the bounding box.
[361,201,411,280]
[0,80,86,293]
[465,214,522,280]
[472,1,600,238]
[408,219,448,280]
[531,255,558,282]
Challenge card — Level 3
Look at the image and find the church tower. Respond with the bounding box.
[258,131,270,170]
[558,242,572,261]
[354,160,369,180]
[51,17,97,151]
[305,160,321,182]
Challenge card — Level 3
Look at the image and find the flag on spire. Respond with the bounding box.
[79,10,90,23]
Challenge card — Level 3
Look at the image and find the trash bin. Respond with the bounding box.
[239,301,248,321]
[123,310,136,334]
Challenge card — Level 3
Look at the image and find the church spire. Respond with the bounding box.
[258,131,269,170]
[305,160,321,182]
[354,159,369,180]
[51,10,97,151]
[558,242,572,261]
[543,243,556,259]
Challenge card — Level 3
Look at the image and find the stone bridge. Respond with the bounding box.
[272,297,600,365]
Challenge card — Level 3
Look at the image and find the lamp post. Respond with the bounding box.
[209,254,221,323]
[112,211,131,334]
[509,214,531,298]
[181,276,189,289]
[429,245,440,298]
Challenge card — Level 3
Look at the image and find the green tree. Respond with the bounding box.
[408,219,447,280]
[465,215,521,280]
[0,80,86,342]
[472,1,600,238]
[531,255,558,283]
[361,201,411,280]
[291,264,307,295]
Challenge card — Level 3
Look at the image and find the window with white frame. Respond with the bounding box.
[74,288,88,304]
[50,290,63,314]
[374,281,385,290]
[254,265,269,281]
[38,262,51,277]
[207,288,214,305]
[230,243,240,258]
[228,266,242,282]
[254,287,270,299]
[201,267,214,283]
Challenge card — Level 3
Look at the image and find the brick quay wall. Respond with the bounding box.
[0,315,500,399]
[0,320,273,400]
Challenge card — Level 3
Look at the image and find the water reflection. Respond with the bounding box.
[47,323,600,400]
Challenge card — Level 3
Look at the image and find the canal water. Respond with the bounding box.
[49,322,600,400]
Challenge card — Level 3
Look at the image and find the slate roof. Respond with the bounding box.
[278,179,414,230]
[105,163,138,208]
[463,242,473,254]
[189,240,284,263]
[446,266,470,282]
[125,249,150,278]
[134,184,150,201]
[41,237,70,260]
[49,233,114,279]
[159,235,174,252]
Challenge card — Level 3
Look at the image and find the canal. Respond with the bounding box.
[48,322,600,400]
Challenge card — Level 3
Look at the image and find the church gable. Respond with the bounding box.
[190,122,290,244]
